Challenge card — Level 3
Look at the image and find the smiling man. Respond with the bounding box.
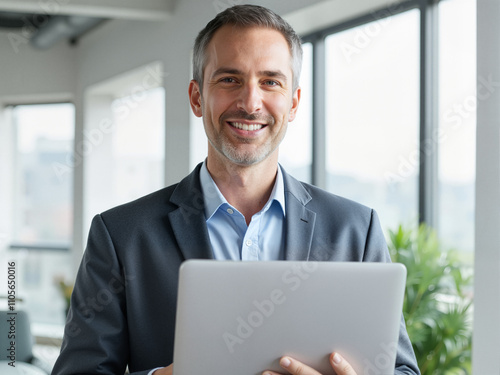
[52,5,420,375]
[188,23,300,227]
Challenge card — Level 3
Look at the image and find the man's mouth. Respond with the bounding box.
[228,122,265,131]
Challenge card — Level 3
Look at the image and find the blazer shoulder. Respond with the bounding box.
[285,175,389,262]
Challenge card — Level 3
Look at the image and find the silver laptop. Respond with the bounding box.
[173,260,406,375]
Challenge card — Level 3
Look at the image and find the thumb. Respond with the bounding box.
[330,353,357,375]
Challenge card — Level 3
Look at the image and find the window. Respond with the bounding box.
[324,9,420,230]
[190,104,206,169]
[279,42,313,183]
[438,0,476,260]
[84,63,166,236]
[0,102,75,331]
[303,0,476,236]
[301,0,477,369]
[11,103,74,249]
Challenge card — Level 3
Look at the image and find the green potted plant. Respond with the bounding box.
[55,276,74,317]
[388,223,472,374]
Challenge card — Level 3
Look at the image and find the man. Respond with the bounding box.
[52,5,420,375]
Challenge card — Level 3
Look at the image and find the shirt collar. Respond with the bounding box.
[199,160,286,221]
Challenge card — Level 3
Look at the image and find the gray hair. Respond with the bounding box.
[192,4,303,94]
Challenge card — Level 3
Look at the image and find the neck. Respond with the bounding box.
[206,152,278,225]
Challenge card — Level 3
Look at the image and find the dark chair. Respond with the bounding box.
[0,310,50,374]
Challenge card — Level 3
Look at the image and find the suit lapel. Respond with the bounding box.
[168,164,214,260]
[168,164,317,262]
[282,168,316,261]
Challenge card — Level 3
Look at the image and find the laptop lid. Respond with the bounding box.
[173,260,406,375]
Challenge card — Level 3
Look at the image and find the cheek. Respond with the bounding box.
[206,93,234,117]
[267,95,291,117]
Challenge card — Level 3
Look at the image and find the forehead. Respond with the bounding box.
[204,25,292,77]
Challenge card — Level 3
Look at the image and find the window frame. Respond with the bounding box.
[301,0,439,226]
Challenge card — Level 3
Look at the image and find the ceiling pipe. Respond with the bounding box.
[30,15,103,49]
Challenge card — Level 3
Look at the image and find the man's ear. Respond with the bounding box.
[188,80,203,118]
[288,86,301,122]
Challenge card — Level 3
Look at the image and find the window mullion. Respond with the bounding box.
[419,0,439,228]
[312,36,326,189]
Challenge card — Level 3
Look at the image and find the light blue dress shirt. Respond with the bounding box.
[200,161,286,261]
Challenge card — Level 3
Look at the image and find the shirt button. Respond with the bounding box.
[226,208,234,214]
[246,239,253,247]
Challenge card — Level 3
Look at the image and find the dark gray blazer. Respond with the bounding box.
[52,164,420,375]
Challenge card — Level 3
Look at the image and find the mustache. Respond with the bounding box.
[220,110,275,125]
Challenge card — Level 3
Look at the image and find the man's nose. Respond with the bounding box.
[236,83,263,114]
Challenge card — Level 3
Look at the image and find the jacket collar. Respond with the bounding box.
[168,163,316,261]
[280,165,316,261]
[168,164,214,260]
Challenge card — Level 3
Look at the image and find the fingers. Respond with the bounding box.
[262,353,357,375]
[330,353,357,375]
[280,356,323,375]
[262,356,323,375]
[152,364,173,375]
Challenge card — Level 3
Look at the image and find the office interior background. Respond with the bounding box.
[0,0,498,373]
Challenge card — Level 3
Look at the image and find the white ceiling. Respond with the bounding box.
[285,0,407,36]
[0,0,174,20]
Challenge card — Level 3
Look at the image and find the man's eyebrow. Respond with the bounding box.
[210,67,243,78]
[259,70,288,83]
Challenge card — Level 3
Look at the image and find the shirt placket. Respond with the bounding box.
[242,214,261,261]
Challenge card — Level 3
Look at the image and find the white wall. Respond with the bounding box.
[473,0,500,372]
[0,30,76,102]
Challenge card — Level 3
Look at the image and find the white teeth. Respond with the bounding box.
[231,122,263,131]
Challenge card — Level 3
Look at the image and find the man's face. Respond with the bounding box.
[189,25,301,167]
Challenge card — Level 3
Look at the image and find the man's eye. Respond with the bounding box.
[221,77,236,83]
[263,80,279,87]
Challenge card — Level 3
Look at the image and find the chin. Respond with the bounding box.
[224,151,269,166]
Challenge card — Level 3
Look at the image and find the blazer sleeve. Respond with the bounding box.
[51,215,153,375]
[362,210,392,262]
[365,210,421,375]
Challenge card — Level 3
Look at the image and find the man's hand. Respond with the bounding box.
[262,353,357,375]
[152,364,173,375]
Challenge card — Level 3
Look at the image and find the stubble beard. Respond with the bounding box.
[205,110,285,166]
